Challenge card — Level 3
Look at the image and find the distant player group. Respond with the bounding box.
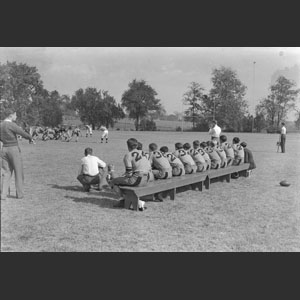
[26,124,109,143]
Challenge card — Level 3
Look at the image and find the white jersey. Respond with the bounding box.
[85,125,92,134]
[174,149,196,166]
[188,148,206,164]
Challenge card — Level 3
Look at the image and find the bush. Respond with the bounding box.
[176,126,182,132]
[140,119,157,131]
[223,128,236,133]
[266,126,280,134]
[194,122,208,132]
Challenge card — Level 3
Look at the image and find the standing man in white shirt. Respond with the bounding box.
[280,122,286,153]
[77,147,106,192]
[208,120,222,145]
[100,125,109,143]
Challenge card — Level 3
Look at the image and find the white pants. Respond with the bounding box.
[101,130,108,138]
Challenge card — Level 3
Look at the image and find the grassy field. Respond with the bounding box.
[1,130,300,252]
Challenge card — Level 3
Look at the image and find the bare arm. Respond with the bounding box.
[78,165,83,176]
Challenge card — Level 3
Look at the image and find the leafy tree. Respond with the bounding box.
[148,107,166,120]
[254,110,267,133]
[204,67,248,132]
[197,67,248,131]
[39,90,63,127]
[121,79,163,131]
[173,111,182,121]
[71,88,124,129]
[295,107,300,130]
[22,89,63,127]
[256,76,299,130]
[71,87,100,129]
[97,90,125,128]
[0,61,44,122]
[182,82,205,130]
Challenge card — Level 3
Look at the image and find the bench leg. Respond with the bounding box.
[123,190,139,211]
[204,176,210,190]
[226,174,231,183]
[199,181,203,191]
[169,188,176,200]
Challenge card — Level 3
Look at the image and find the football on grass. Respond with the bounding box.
[280,180,290,187]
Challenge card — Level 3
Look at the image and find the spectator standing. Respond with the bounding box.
[0,109,34,200]
[208,120,221,145]
[280,122,286,153]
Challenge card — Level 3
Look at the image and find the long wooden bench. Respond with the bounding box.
[119,163,250,211]
[205,163,250,188]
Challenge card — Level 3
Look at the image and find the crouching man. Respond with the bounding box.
[77,147,106,192]
[108,138,154,211]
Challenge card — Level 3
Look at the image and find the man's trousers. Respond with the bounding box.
[1,146,24,199]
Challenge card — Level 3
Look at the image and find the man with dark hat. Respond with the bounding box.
[240,141,256,176]
[0,109,34,200]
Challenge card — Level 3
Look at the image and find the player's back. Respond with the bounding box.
[207,147,221,162]
[232,144,244,159]
[197,147,210,162]
[189,148,206,164]
[220,142,234,158]
[216,146,227,159]
[215,146,227,166]
[150,150,172,171]
[123,149,152,176]
[174,149,196,166]
[141,151,150,160]
[163,152,184,167]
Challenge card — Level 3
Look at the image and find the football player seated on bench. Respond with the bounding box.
[108,138,154,211]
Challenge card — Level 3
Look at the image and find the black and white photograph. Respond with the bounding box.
[1,47,299,252]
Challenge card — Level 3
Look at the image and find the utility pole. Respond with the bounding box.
[252,61,256,133]
[213,96,216,120]
[181,102,184,133]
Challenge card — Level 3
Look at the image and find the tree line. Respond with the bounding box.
[1,61,299,132]
[182,66,300,132]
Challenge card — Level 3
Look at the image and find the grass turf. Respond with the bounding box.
[1,131,299,252]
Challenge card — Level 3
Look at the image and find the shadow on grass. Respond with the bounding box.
[64,195,119,209]
[49,184,83,192]
[49,184,113,193]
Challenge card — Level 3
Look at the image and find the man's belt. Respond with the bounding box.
[83,173,99,177]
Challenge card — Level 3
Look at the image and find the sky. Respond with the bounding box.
[1,47,300,120]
